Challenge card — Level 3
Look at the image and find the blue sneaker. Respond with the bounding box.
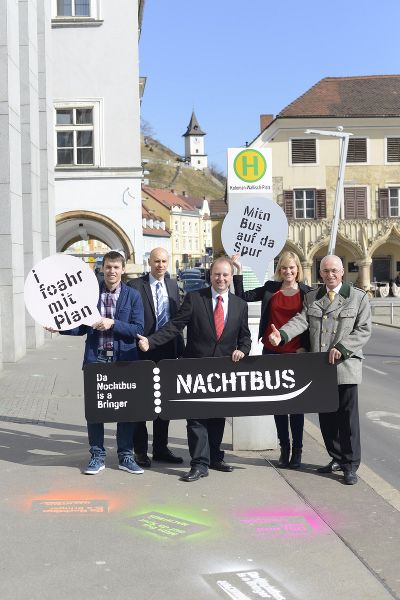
[84,455,105,475]
[118,456,144,474]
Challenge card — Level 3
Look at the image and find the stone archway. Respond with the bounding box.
[56,211,135,262]
[369,225,400,284]
[307,234,365,286]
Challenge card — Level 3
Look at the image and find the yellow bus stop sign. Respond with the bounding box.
[233,149,267,183]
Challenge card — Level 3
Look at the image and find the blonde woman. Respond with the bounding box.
[232,251,312,469]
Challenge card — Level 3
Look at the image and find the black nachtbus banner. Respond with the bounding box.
[83,352,338,423]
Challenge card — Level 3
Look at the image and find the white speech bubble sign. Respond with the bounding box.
[221,195,288,282]
[24,254,101,331]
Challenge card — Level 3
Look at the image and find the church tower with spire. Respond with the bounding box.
[182,111,208,170]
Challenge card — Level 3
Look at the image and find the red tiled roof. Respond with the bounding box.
[209,197,228,217]
[278,75,400,118]
[142,204,162,220]
[142,186,197,212]
[177,193,204,209]
[142,228,170,237]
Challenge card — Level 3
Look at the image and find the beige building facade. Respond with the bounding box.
[141,186,212,273]
[251,76,400,291]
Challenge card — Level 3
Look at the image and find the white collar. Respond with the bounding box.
[149,273,165,287]
[211,287,229,301]
[326,283,342,295]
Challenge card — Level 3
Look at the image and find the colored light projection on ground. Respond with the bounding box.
[124,505,214,541]
[32,499,108,514]
[24,488,130,514]
[237,506,329,538]
[203,570,291,600]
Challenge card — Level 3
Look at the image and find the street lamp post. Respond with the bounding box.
[305,127,353,255]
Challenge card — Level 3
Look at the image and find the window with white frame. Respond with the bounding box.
[294,189,315,219]
[52,0,102,22]
[57,0,90,16]
[389,188,400,217]
[55,106,94,166]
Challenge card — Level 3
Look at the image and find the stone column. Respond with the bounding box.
[302,261,313,287]
[19,0,44,348]
[37,0,55,259]
[0,0,27,362]
[231,305,277,451]
[357,258,372,291]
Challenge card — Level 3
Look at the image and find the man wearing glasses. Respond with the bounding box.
[269,255,371,485]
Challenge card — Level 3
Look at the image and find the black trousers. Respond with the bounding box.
[274,414,304,448]
[186,418,225,471]
[133,418,170,455]
[263,347,305,449]
[319,384,360,470]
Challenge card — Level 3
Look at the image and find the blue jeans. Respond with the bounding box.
[87,422,135,459]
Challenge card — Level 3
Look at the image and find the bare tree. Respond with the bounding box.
[140,118,156,138]
[209,162,226,184]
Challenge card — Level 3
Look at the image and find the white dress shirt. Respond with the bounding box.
[211,287,229,325]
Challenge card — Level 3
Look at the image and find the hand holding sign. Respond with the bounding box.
[221,195,287,283]
[24,254,101,331]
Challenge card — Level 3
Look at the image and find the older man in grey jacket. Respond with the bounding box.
[269,255,371,485]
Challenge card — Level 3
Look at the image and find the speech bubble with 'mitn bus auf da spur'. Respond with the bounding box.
[221,195,288,282]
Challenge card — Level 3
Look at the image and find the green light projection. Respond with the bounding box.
[122,503,218,541]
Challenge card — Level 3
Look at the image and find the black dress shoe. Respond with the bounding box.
[134,453,151,468]
[209,460,233,472]
[152,448,183,464]
[343,470,358,485]
[180,468,208,482]
[317,460,342,473]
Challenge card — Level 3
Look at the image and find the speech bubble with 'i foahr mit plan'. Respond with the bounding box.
[24,254,101,331]
[221,195,288,282]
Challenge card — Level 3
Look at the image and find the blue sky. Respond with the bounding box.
[139,0,400,173]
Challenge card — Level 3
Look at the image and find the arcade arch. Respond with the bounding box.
[56,211,135,262]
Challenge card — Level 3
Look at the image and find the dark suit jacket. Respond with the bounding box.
[147,287,251,358]
[233,275,312,348]
[128,274,184,361]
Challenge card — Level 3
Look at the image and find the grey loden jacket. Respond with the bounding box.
[279,282,372,385]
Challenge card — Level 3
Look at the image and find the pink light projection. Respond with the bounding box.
[237,506,330,538]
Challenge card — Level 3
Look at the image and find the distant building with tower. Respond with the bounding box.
[183,111,208,170]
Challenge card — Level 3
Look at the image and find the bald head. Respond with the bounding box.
[148,247,169,280]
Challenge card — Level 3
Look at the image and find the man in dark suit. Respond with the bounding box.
[128,248,184,467]
[138,257,252,482]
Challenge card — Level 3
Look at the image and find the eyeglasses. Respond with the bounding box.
[321,269,341,275]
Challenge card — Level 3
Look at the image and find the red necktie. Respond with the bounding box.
[214,295,224,339]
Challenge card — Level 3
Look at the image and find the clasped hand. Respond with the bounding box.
[137,335,245,362]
